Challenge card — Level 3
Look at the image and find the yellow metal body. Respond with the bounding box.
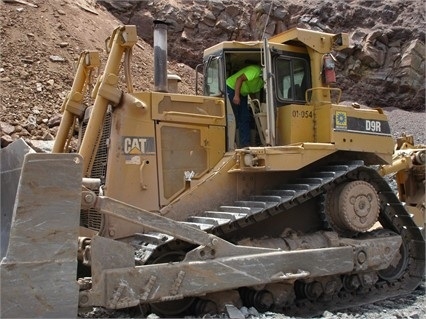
[52,50,100,153]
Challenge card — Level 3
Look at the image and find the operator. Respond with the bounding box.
[226,65,264,148]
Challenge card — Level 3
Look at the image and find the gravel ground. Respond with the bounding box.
[384,107,425,145]
[79,282,425,319]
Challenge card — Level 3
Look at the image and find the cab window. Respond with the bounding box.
[204,57,222,97]
[276,57,309,102]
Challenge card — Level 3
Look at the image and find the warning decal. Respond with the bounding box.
[335,111,347,129]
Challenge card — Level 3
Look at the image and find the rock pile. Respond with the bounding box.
[0,52,68,146]
[0,0,196,148]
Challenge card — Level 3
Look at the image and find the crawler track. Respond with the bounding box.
[122,161,425,316]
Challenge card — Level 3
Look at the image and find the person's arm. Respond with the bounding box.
[233,73,247,105]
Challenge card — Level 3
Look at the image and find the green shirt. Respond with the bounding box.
[226,65,264,96]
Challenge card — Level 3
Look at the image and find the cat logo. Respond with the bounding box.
[122,136,155,155]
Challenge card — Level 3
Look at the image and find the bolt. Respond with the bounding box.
[256,290,274,311]
[84,193,94,203]
[325,280,337,294]
[309,282,323,299]
[134,101,146,109]
[350,275,360,289]
[79,294,89,305]
[211,238,218,246]
[357,251,367,264]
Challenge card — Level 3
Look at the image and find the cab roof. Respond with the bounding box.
[203,27,348,58]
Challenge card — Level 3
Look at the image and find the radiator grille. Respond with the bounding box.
[79,110,112,231]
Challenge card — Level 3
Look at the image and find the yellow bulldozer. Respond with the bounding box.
[1,23,424,318]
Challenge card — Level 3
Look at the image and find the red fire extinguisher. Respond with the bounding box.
[322,54,336,84]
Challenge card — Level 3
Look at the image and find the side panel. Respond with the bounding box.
[276,104,315,145]
[105,92,159,212]
[316,104,394,163]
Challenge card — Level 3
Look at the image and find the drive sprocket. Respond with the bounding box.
[325,180,380,234]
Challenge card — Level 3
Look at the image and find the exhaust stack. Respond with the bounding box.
[153,20,168,92]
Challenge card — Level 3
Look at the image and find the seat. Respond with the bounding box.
[294,84,302,100]
[248,97,267,145]
[288,83,305,101]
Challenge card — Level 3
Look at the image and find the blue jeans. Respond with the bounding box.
[226,86,250,147]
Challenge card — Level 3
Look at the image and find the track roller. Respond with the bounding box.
[239,287,274,312]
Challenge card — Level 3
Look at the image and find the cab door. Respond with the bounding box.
[203,56,237,151]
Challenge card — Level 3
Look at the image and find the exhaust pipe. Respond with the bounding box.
[153,20,168,92]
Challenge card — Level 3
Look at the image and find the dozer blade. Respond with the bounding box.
[1,139,34,258]
[1,152,83,318]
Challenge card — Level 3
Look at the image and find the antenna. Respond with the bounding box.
[261,1,274,40]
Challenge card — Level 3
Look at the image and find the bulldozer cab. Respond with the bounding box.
[202,34,314,149]
[201,29,393,167]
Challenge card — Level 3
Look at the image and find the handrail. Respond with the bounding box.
[162,99,225,121]
[163,110,225,120]
[305,87,342,104]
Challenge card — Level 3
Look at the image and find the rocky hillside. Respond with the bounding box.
[100,0,425,111]
[0,0,196,147]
